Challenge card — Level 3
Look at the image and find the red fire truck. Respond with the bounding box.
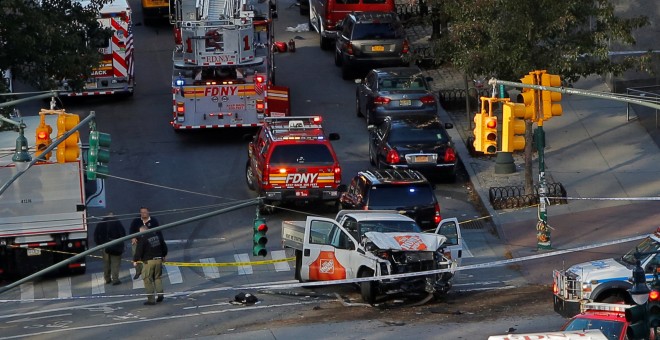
[170,0,289,130]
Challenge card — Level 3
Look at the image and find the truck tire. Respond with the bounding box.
[359,269,377,304]
[245,161,256,191]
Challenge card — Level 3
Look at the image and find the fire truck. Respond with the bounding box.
[170,0,289,130]
[0,112,104,279]
[58,0,135,97]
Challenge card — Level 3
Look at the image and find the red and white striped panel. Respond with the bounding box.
[172,123,259,129]
[109,17,129,78]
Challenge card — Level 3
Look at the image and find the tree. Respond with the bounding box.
[0,0,112,93]
[430,0,650,194]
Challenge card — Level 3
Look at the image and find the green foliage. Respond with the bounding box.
[0,0,113,92]
[429,0,650,82]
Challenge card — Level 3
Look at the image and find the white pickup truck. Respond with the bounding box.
[282,210,463,303]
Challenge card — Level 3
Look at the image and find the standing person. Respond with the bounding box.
[133,225,168,305]
[129,207,159,279]
[93,213,126,285]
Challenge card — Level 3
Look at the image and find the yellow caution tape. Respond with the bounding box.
[164,257,295,267]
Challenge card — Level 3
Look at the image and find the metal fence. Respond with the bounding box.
[395,2,428,21]
[626,85,660,126]
[438,88,491,111]
[489,183,567,210]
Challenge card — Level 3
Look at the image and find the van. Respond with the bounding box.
[305,0,395,50]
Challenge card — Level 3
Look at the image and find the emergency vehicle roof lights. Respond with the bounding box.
[313,116,322,123]
[583,302,630,312]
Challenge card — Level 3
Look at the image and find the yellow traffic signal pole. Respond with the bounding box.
[489,75,660,250]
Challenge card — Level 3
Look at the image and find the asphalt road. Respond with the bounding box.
[0,0,540,338]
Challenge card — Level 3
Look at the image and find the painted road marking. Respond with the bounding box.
[20,282,34,303]
[91,273,105,295]
[164,265,183,284]
[130,269,144,289]
[57,277,72,299]
[462,241,474,258]
[234,254,252,275]
[200,258,220,279]
[270,250,290,272]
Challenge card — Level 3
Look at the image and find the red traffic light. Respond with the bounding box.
[650,290,660,301]
[257,223,268,232]
[485,117,497,129]
[37,130,49,139]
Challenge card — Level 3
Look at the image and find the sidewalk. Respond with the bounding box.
[405,23,660,284]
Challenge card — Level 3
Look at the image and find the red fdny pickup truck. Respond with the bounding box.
[245,116,344,213]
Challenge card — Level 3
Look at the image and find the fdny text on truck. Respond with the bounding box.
[170,0,290,130]
[0,113,104,279]
[58,0,135,97]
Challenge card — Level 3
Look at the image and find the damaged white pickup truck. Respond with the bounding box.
[281,210,463,303]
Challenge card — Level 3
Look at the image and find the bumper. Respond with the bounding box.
[553,295,582,318]
[344,55,406,69]
[383,163,456,176]
[372,107,438,122]
[263,188,340,203]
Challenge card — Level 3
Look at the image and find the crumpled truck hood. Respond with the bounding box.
[364,232,447,251]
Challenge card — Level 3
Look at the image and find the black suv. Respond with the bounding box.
[338,169,441,229]
[333,11,409,80]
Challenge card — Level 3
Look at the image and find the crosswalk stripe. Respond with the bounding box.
[270,250,290,272]
[91,273,105,295]
[131,268,144,289]
[57,277,72,299]
[462,241,474,258]
[200,258,220,279]
[164,265,183,284]
[20,282,34,302]
[234,253,253,275]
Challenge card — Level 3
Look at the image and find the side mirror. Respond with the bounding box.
[367,124,376,131]
[328,132,340,140]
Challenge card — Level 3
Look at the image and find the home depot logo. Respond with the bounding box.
[319,259,334,274]
[393,235,427,251]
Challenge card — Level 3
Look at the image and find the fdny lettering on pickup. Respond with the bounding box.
[205,86,238,96]
[286,173,318,184]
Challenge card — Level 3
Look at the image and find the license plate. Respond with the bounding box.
[371,45,385,52]
[414,156,429,163]
[399,99,412,106]
[85,82,97,89]
[295,190,309,197]
[231,118,243,123]
[27,248,41,256]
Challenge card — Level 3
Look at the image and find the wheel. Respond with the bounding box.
[341,64,353,80]
[359,269,377,304]
[368,142,376,165]
[355,93,363,117]
[245,161,256,191]
[334,50,342,67]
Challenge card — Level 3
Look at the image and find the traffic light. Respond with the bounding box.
[648,289,660,330]
[472,113,484,152]
[253,217,268,257]
[86,131,111,180]
[56,113,80,163]
[626,303,650,339]
[35,114,53,160]
[540,73,563,120]
[502,102,527,153]
[518,73,538,121]
[482,115,497,155]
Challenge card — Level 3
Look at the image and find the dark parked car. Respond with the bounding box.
[339,169,441,229]
[368,115,457,181]
[333,11,409,80]
[355,66,438,124]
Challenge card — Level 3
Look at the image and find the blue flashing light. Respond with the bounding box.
[409,187,416,193]
[175,77,185,86]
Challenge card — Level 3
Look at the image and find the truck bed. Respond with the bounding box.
[281,220,305,250]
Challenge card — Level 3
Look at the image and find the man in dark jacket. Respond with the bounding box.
[129,207,159,279]
[133,225,168,305]
[93,213,126,285]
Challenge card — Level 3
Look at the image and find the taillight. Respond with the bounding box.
[255,75,264,84]
[402,39,409,54]
[444,147,456,162]
[374,96,391,105]
[334,166,341,183]
[263,164,270,184]
[185,38,192,53]
[256,99,265,113]
[434,202,442,224]
[345,42,354,55]
[176,102,185,116]
[386,149,399,164]
[420,95,436,104]
[553,283,558,295]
